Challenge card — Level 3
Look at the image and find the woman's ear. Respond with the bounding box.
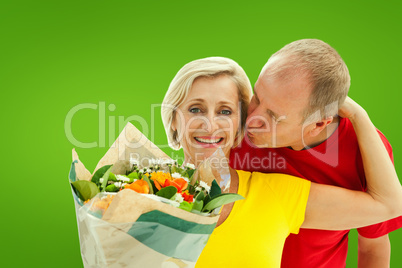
[171,116,177,132]
[309,116,333,137]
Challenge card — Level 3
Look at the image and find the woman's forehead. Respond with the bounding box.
[185,76,239,104]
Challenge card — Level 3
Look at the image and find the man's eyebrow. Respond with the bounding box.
[267,109,281,120]
[253,87,260,102]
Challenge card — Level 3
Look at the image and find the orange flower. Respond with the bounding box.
[164,178,188,193]
[182,191,194,203]
[125,180,150,194]
[85,195,115,214]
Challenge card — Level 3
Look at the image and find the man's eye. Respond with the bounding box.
[189,108,201,113]
[220,110,232,115]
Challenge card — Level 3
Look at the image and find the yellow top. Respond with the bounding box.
[195,170,311,268]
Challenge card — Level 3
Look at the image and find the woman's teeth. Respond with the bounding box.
[194,137,223,144]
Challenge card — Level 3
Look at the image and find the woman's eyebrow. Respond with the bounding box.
[186,98,204,103]
[217,100,236,106]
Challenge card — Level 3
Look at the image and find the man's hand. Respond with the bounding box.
[358,234,390,268]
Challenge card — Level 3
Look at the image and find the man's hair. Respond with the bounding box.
[161,57,252,150]
[267,39,350,124]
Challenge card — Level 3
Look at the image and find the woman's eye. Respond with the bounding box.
[220,110,232,115]
[189,108,201,113]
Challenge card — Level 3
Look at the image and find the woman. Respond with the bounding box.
[161,57,402,267]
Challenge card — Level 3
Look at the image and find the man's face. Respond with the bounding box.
[246,66,313,150]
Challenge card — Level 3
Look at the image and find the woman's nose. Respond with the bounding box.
[202,113,221,133]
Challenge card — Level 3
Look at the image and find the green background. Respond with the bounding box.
[1,0,401,267]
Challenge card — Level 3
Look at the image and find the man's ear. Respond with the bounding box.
[309,116,333,137]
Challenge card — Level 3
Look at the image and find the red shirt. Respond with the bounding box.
[229,117,402,268]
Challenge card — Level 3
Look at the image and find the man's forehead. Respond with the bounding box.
[258,67,311,95]
[255,73,311,117]
[259,57,280,77]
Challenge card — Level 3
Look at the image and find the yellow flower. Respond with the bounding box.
[150,171,172,190]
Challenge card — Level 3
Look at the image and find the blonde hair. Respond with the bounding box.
[267,39,350,123]
[162,57,252,150]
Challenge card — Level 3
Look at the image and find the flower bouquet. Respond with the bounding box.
[69,122,243,268]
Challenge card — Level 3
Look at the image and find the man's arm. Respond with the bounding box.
[358,234,390,268]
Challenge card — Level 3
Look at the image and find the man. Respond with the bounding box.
[230,39,402,267]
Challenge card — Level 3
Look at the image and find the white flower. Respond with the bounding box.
[116,175,130,182]
[182,177,189,182]
[185,163,195,169]
[174,193,184,203]
[171,172,182,179]
[195,186,202,192]
[199,181,211,193]
[129,157,139,166]
[162,159,175,165]
[113,181,128,188]
[99,178,104,183]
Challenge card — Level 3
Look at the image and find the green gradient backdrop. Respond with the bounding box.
[1,0,401,267]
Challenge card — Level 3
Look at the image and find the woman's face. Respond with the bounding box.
[173,75,240,166]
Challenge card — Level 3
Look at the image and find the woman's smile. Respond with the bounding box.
[194,136,224,147]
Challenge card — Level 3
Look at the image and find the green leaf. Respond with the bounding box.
[142,175,154,195]
[108,173,117,182]
[192,199,203,211]
[187,184,196,194]
[170,166,178,174]
[210,179,221,198]
[186,169,195,180]
[149,179,158,194]
[179,201,193,212]
[71,180,100,201]
[179,169,188,177]
[195,191,205,202]
[127,172,139,180]
[91,165,113,184]
[100,165,113,191]
[202,193,244,213]
[105,184,119,192]
[204,194,211,205]
[156,186,177,199]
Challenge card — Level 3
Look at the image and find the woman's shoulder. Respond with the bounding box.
[235,169,302,180]
[236,170,310,189]
[252,171,304,181]
[234,169,251,178]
